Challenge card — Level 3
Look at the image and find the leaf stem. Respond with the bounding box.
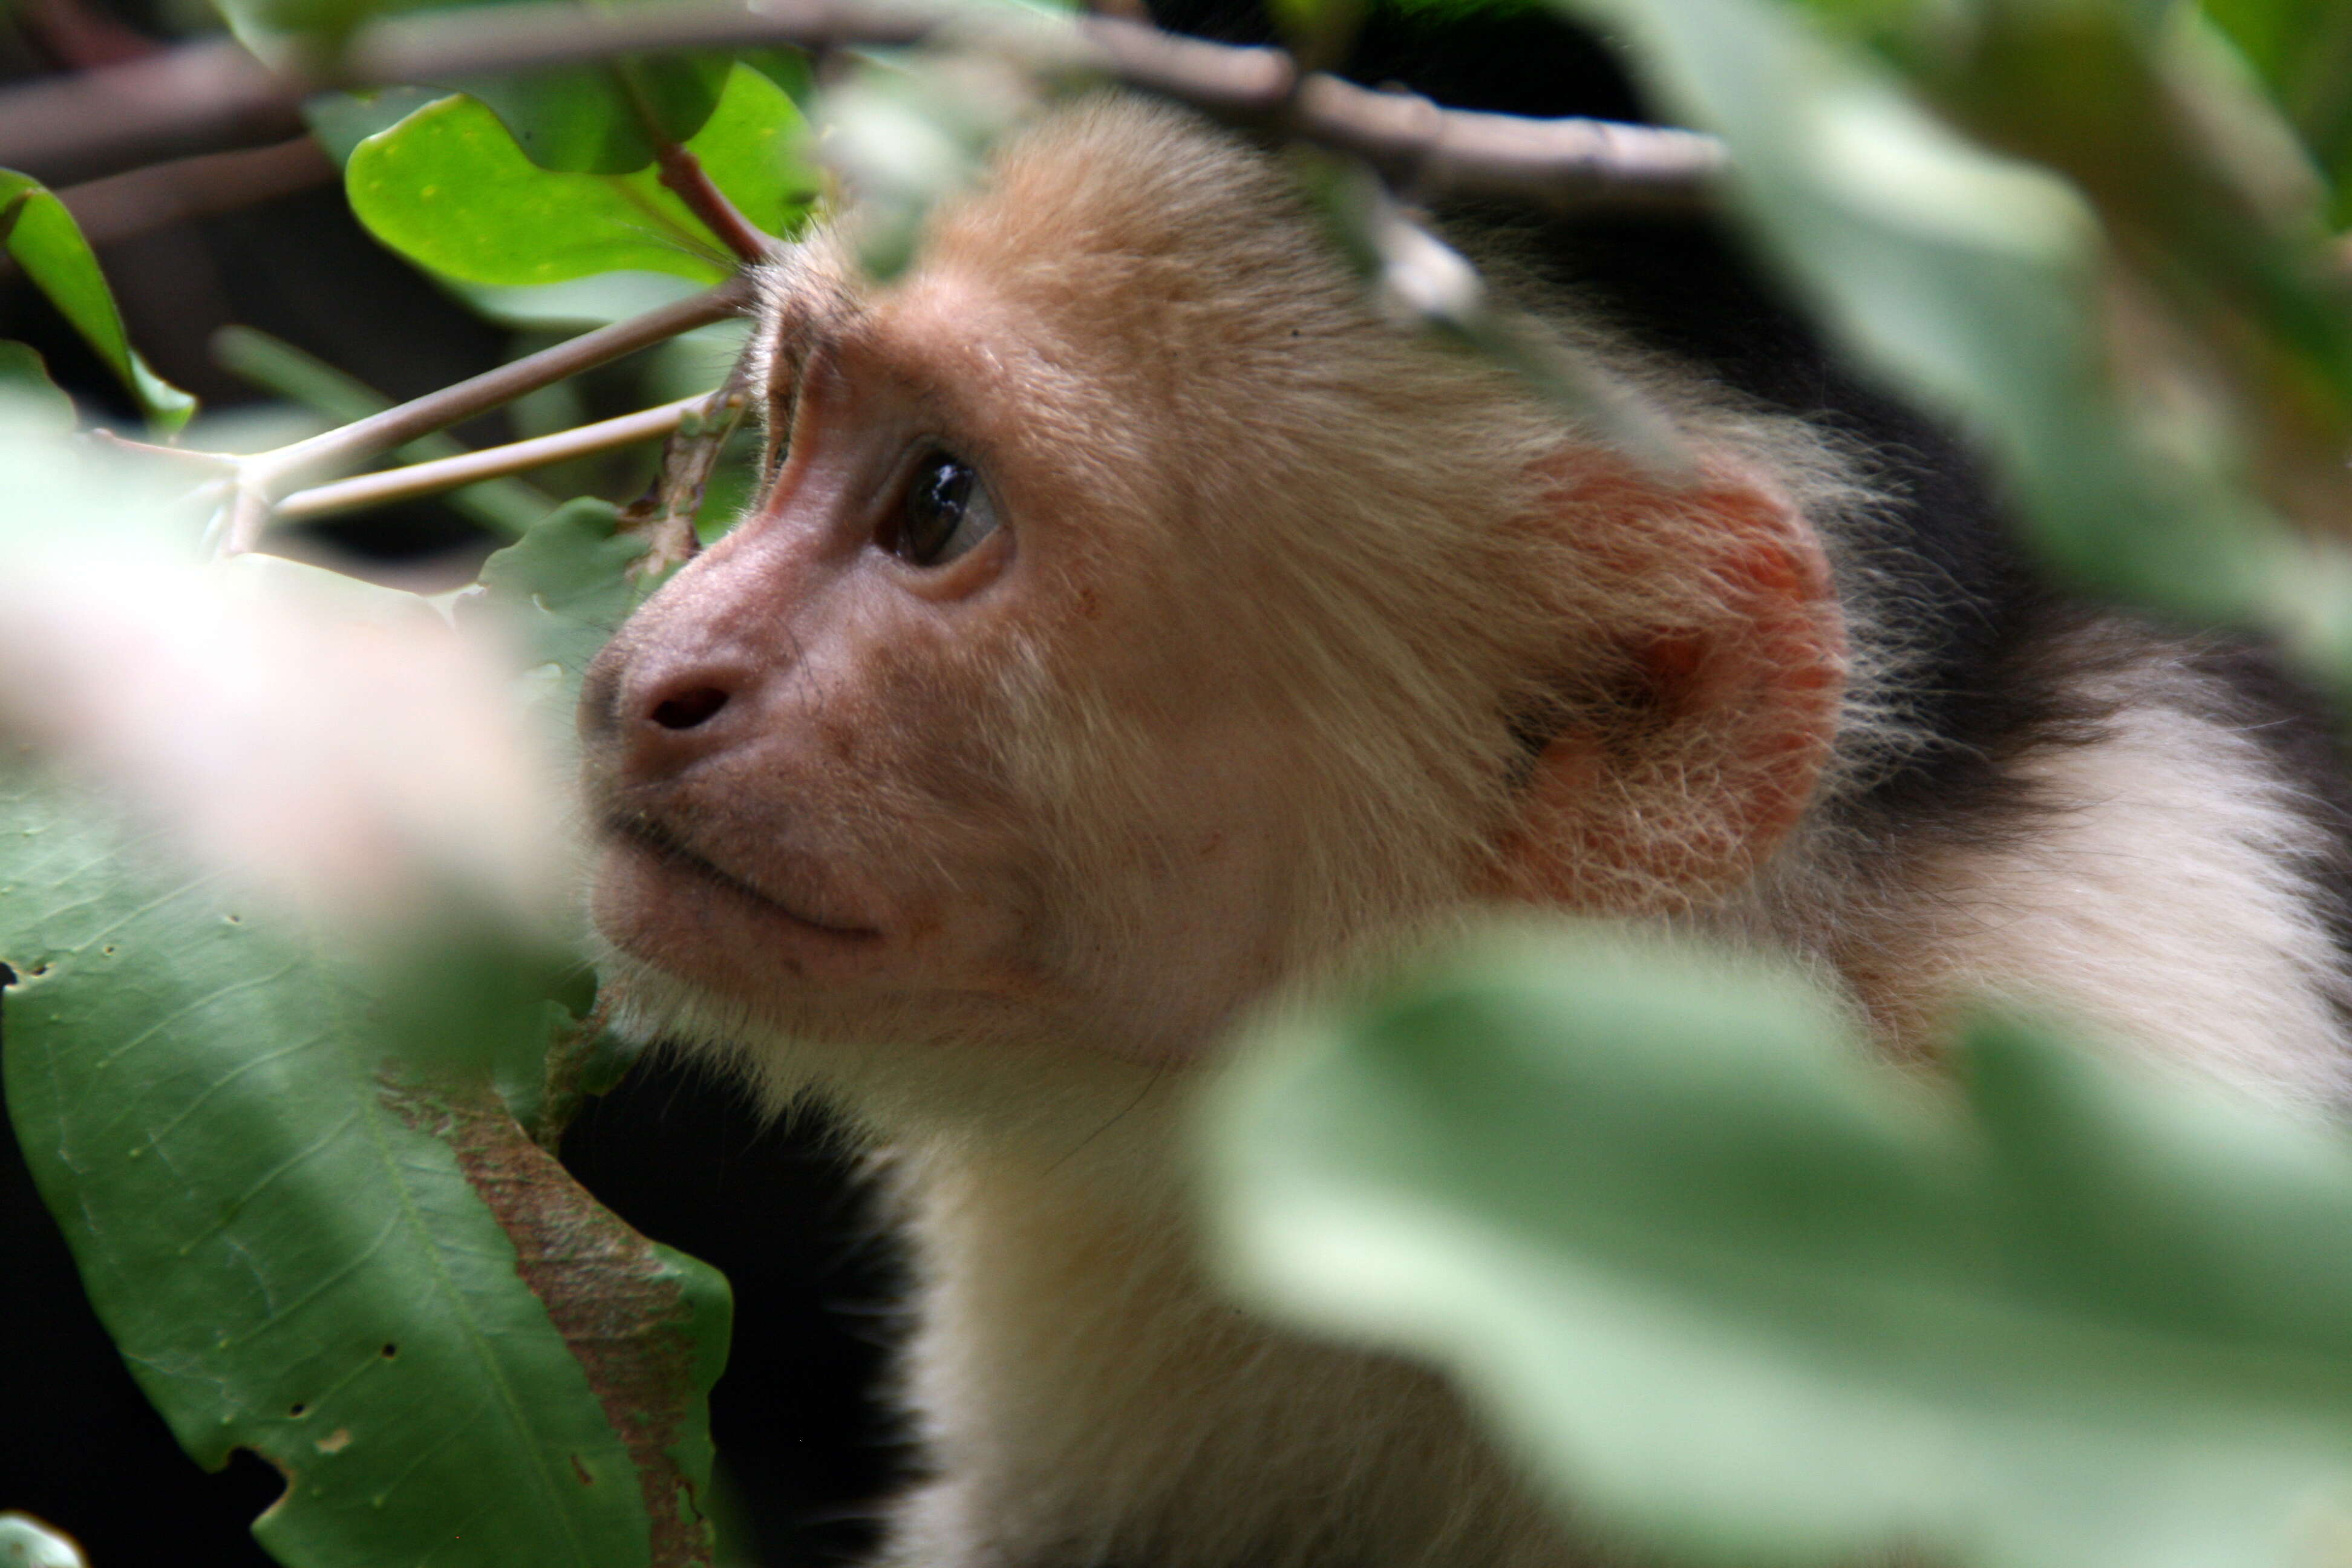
[275,394,710,522]
[654,142,779,266]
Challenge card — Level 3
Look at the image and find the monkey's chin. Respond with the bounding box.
[590,832,889,1001]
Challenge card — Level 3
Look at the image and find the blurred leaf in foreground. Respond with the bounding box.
[0,342,73,431]
[347,65,817,289]
[1539,0,2301,624]
[0,171,194,433]
[1206,924,2352,1568]
[0,1514,88,1568]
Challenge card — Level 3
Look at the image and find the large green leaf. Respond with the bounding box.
[0,440,722,1567]
[460,57,735,176]
[0,172,193,433]
[1206,926,2352,1568]
[0,770,667,1568]
[347,65,816,288]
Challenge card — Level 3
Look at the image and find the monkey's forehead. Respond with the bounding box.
[769,96,1364,355]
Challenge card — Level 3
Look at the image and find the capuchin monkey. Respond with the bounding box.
[577,8,2352,1565]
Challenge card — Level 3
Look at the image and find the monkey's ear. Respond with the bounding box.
[1498,472,1847,912]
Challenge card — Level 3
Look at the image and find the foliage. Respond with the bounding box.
[0,173,191,430]
[347,66,817,286]
[1208,929,2352,1568]
[11,0,2352,1566]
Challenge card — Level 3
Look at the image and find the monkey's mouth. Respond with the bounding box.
[598,813,883,945]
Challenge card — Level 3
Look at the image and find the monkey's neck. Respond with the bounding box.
[878,1131,1581,1568]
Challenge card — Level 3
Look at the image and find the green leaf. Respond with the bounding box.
[461,56,734,176]
[0,771,664,1568]
[1535,0,2291,620]
[0,1514,88,1568]
[2198,0,2352,204]
[0,341,74,431]
[0,425,728,1566]
[347,65,817,288]
[1207,925,2352,1568]
[469,495,665,686]
[0,171,194,433]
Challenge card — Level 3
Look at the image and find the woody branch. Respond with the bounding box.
[0,0,1725,205]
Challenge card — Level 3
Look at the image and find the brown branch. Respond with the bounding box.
[0,0,1723,203]
[0,39,299,184]
[57,136,335,247]
[243,272,757,502]
[654,143,781,264]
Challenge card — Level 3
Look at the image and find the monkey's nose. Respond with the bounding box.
[592,658,748,788]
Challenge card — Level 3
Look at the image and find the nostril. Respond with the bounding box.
[651,687,730,731]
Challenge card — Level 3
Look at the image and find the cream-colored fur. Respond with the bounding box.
[589,94,2352,1568]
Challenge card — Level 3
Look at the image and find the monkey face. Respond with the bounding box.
[577,97,1852,1083]
[578,253,1320,1067]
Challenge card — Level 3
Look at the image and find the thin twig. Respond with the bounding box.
[276,394,710,520]
[242,272,756,501]
[0,0,1723,203]
[216,324,555,537]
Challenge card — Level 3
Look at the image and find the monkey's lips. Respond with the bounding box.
[593,814,886,985]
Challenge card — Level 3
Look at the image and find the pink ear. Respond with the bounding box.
[1495,472,1847,912]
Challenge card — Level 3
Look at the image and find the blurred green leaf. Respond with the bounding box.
[0,171,194,433]
[304,85,446,166]
[0,342,74,431]
[2198,0,2352,204]
[1208,926,2352,1568]
[822,54,1038,279]
[461,498,675,1105]
[0,1514,88,1568]
[347,65,815,287]
[229,0,729,163]
[1539,0,2301,621]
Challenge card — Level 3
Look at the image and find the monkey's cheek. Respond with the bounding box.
[590,838,889,996]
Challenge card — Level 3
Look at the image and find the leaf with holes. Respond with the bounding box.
[0,446,725,1568]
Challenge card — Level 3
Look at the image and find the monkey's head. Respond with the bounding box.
[580,96,1850,1112]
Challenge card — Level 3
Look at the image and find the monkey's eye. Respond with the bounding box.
[887,451,1001,567]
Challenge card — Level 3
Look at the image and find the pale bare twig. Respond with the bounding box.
[276,394,713,520]
[241,272,757,505]
[194,273,753,554]
[0,0,1724,203]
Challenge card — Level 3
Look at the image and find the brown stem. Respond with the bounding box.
[653,142,779,265]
